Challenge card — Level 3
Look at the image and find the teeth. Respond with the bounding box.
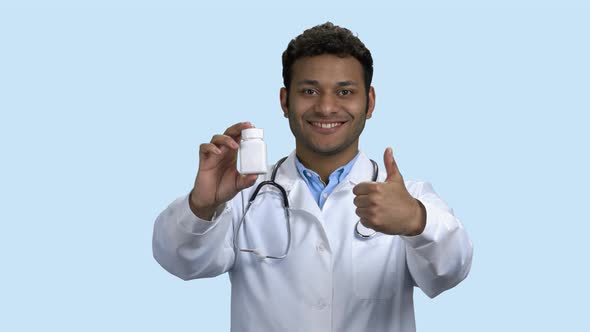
[311,122,342,129]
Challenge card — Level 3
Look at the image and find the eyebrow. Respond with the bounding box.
[295,80,359,87]
[336,81,358,87]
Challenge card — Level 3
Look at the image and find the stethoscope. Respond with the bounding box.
[234,156,379,260]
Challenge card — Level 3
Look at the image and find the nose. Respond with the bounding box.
[317,94,338,115]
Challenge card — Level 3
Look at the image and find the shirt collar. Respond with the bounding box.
[294,152,360,186]
[270,150,378,194]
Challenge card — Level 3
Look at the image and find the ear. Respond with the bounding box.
[280,87,289,118]
[366,86,376,119]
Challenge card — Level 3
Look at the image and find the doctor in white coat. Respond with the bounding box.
[153,22,473,332]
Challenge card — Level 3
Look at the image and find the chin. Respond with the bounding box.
[307,142,352,156]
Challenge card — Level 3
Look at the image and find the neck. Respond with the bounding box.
[296,144,359,184]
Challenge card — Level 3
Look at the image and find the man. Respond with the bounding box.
[153,22,473,331]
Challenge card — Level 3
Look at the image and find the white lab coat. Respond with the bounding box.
[152,151,473,332]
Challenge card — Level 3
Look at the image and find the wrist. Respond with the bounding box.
[405,199,426,236]
[188,190,217,221]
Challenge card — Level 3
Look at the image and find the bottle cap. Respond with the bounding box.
[241,128,264,140]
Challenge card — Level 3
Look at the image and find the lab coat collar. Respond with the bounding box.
[271,150,299,192]
[269,150,379,222]
[273,151,320,217]
[346,151,380,185]
[272,150,379,196]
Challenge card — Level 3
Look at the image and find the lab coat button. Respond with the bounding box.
[316,243,326,252]
[315,300,328,310]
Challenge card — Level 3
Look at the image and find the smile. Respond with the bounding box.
[310,122,345,129]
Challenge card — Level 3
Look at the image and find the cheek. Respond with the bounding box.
[289,104,313,121]
[290,95,316,110]
[287,109,304,128]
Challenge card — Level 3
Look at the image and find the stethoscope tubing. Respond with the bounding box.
[234,156,379,260]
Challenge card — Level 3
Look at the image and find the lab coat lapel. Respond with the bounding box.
[273,151,323,221]
[333,151,382,194]
[272,151,380,218]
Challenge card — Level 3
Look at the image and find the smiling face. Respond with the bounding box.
[280,54,375,163]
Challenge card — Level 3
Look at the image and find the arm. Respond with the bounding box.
[402,181,473,298]
[152,122,258,280]
[152,193,237,281]
[352,148,473,297]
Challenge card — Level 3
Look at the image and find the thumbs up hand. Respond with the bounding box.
[352,148,426,236]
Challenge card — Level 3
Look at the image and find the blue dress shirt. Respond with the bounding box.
[294,153,360,209]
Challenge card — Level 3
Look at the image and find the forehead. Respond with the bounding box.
[290,54,365,86]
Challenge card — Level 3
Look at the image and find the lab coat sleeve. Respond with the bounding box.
[401,181,473,298]
[152,193,237,281]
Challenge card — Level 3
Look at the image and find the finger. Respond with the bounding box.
[384,147,403,182]
[223,121,254,139]
[236,174,258,191]
[354,206,365,219]
[353,195,373,208]
[352,182,380,196]
[199,143,222,157]
[359,217,376,230]
[211,134,240,150]
[359,217,382,233]
[353,183,369,196]
[355,207,374,220]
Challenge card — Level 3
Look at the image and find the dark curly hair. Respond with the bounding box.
[282,22,373,94]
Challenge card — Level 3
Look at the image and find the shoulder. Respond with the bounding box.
[404,180,437,197]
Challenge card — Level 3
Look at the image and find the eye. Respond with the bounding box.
[338,89,352,96]
[303,89,317,95]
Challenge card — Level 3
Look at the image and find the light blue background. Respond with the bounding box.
[1,1,589,331]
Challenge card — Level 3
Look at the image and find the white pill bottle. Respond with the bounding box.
[239,128,268,174]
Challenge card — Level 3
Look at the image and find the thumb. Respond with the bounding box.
[384,147,402,182]
[236,174,258,191]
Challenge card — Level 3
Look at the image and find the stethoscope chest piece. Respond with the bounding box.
[355,220,377,238]
[353,159,379,239]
